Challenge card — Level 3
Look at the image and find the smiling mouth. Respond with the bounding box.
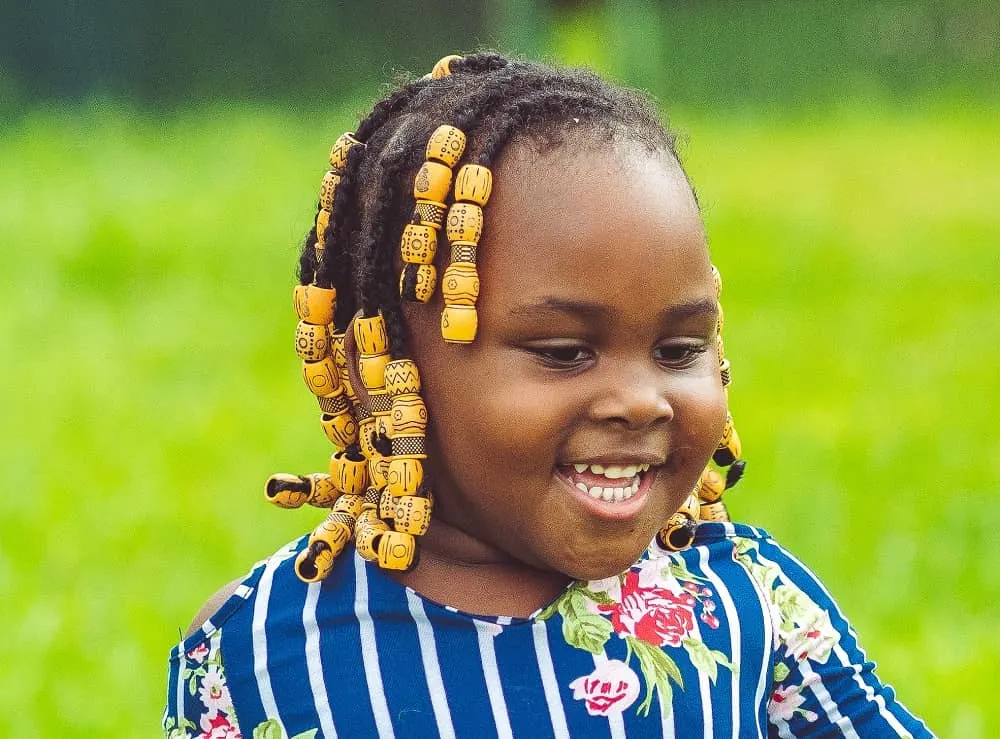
[555,463,652,504]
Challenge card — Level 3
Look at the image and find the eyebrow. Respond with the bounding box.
[509,296,719,322]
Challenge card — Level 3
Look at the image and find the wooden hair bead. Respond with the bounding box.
[445,203,483,244]
[387,457,423,497]
[302,357,341,397]
[353,314,389,356]
[394,495,432,536]
[413,200,447,228]
[362,486,381,510]
[311,514,353,555]
[454,164,493,205]
[657,513,698,551]
[377,530,417,570]
[400,224,438,265]
[401,263,437,303]
[450,242,477,263]
[369,454,390,490]
[294,284,337,325]
[355,517,389,561]
[358,353,390,391]
[315,208,331,245]
[700,501,730,523]
[426,125,466,168]
[306,473,341,507]
[413,161,453,203]
[678,493,701,521]
[716,336,725,364]
[717,303,725,334]
[696,467,726,504]
[441,262,480,306]
[440,305,478,344]
[719,358,732,387]
[431,54,462,79]
[332,492,365,518]
[390,434,426,459]
[330,453,368,495]
[384,359,421,396]
[264,473,311,509]
[295,543,337,584]
[391,395,427,436]
[319,170,341,211]
[329,132,362,171]
[321,408,358,449]
[317,388,350,414]
[713,414,742,467]
[378,487,396,520]
[370,390,392,438]
[295,321,330,361]
[358,417,377,459]
[711,264,722,298]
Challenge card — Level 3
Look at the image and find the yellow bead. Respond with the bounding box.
[413,200,447,228]
[264,473,310,509]
[358,352,390,391]
[315,208,331,244]
[713,414,742,467]
[720,358,732,387]
[711,264,722,298]
[394,495,432,536]
[379,487,396,520]
[329,132,361,171]
[696,467,726,503]
[450,242,477,264]
[353,314,389,355]
[390,435,426,459]
[400,224,438,265]
[678,493,701,521]
[332,493,365,518]
[426,125,466,167]
[331,331,347,369]
[330,453,368,495]
[391,394,427,436]
[377,530,417,570]
[413,161,453,203]
[311,514,353,554]
[317,387,350,414]
[355,517,390,561]
[302,357,341,396]
[403,264,437,303]
[306,473,341,507]
[358,418,377,459]
[294,284,337,325]
[700,501,730,522]
[319,170,341,211]
[368,454,389,490]
[441,261,480,306]
[657,513,697,551]
[441,305,478,344]
[454,164,493,205]
[384,359,421,396]
[295,321,330,361]
[717,336,725,364]
[387,457,423,497]
[445,203,483,244]
[431,54,462,79]
[717,303,724,334]
[295,544,336,583]
[321,407,358,449]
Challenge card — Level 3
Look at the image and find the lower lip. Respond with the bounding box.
[554,468,658,522]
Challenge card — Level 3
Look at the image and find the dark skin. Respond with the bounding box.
[187,135,726,635]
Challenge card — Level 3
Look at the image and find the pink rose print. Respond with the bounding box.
[569,660,641,716]
[187,642,210,663]
[199,712,243,739]
[599,570,696,647]
[768,685,818,723]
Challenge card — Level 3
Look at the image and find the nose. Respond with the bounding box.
[588,361,674,430]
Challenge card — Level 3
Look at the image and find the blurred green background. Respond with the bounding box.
[2,1,997,736]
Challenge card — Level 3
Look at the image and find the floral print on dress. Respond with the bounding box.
[542,551,734,717]
[163,631,243,739]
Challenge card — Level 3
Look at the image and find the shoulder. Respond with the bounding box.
[185,578,244,639]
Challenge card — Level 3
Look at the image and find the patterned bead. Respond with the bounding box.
[329,132,362,171]
[295,321,330,361]
[719,358,732,387]
[331,331,347,370]
[394,495,432,536]
[441,262,480,306]
[319,170,341,210]
[306,473,341,507]
[440,305,478,344]
[413,161,453,203]
[657,513,698,551]
[355,518,389,561]
[696,467,726,503]
[295,544,335,583]
[332,493,365,518]
[330,454,368,495]
[409,264,437,303]
[294,284,337,325]
[711,264,722,298]
[700,501,730,523]
[454,164,493,205]
[377,530,417,571]
[390,435,427,459]
[717,303,725,334]
[370,389,392,438]
[302,357,341,396]
[391,395,427,436]
[713,413,742,467]
[378,487,396,520]
[353,314,389,355]
[320,408,358,449]
[400,224,438,265]
[426,125,466,168]
[678,493,701,521]
[450,242,477,263]
[311,514,353,555]
[317,389,350,414]
[358,353,390,391]
[368,454,390,490]
[315,208,331,245]
[413,200,447,228]
[431,54,462,79]
[384,359,421,396]
[358,418,377,459]
[387,457,423,497]
[717,336,725,364]
[446,203,483,244]
[264,473,310,509]
[362,486,381,509]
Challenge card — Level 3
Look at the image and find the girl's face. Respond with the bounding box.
[405,137,727,580]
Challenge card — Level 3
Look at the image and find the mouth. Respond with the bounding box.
[553,462,660,520]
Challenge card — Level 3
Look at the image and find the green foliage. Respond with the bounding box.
[0,99,997,736]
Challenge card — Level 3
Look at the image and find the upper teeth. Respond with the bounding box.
[572,463,649,479]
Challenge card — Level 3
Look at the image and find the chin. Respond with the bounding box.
[556,541,651,582]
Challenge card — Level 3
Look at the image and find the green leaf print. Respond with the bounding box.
[558,591,613,655]
[575,585,616,606]
[664,559,707,584]
[289,731,319,739]
[253,718,284,739]
[628,636,683,717]
[773,662,791,682]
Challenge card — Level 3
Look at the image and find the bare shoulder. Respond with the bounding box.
[184,577,244,639]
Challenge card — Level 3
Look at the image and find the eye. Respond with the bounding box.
[525,343,595,369]
[654,342,708,369]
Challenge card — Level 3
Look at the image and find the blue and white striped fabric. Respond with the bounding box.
[163,523,933,738]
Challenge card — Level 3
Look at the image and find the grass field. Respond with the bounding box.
[1,101,997,736]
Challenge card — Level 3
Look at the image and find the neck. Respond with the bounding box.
[388,516,571,619]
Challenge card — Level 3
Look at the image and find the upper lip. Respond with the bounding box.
[558,454,665,467]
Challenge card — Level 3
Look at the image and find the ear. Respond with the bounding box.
[343,311,372,410]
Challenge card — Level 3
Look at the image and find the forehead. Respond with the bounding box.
[478,140,712,320]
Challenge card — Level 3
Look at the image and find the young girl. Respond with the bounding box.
[163,53,933,738]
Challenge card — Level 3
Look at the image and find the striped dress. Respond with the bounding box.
[163,522,933,738]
